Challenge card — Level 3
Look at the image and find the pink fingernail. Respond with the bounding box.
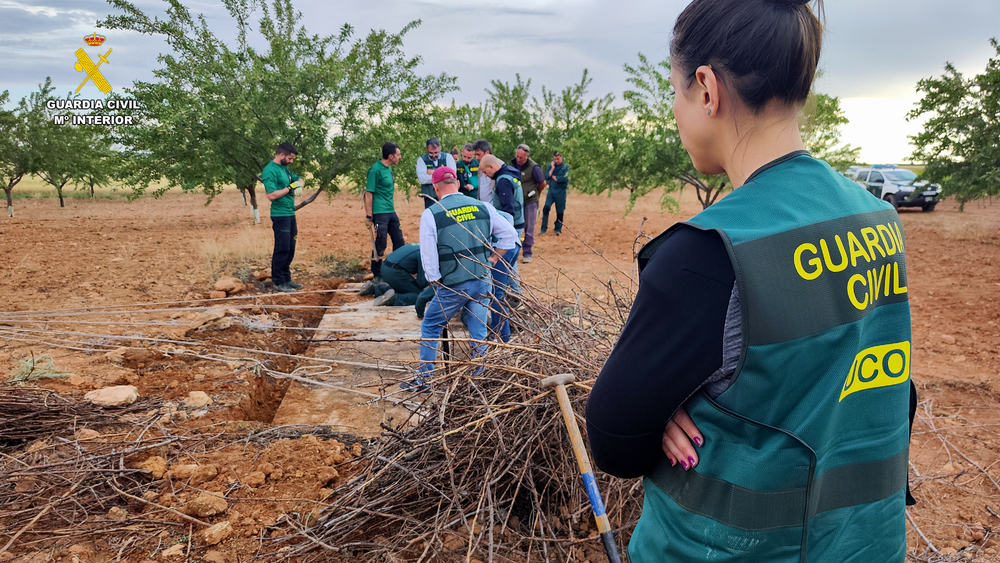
[680,460,688,470]
[669,457,676,467]
[693,436,702,446]
[688,456,697,468]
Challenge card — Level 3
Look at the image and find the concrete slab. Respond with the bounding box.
[272,300,427,437]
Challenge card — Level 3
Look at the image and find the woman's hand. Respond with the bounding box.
[661,406,704,470]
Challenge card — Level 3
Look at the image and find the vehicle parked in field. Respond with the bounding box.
[853,165,941,212]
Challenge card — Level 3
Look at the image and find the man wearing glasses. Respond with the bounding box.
[416,138,456,209]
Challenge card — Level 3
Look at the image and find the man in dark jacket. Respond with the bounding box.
[514,144,546,263]
[541,151,570,235]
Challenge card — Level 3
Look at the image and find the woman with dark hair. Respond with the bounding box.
[586,0,915,560]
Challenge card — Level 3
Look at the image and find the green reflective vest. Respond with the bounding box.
[492,172,524,230]
[420,153,449,200]
[432,194,493,287]
[632,153,911,563]
[456,159,480,199]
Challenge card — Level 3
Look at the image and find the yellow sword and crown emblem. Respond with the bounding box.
[74,33,113,94]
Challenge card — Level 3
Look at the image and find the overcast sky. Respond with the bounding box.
[2,0,997,163]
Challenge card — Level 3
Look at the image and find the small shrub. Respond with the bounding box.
[200,227,272,276]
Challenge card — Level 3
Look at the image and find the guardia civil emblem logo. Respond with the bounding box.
[74,33,113,94]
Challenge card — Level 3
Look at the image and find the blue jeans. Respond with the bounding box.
[488,246,520,342]
[418,279,490,377]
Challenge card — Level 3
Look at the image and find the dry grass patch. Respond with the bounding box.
[199,226,273,277]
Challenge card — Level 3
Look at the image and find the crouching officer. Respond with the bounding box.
[404,166,519,391]
[359,243,435,316]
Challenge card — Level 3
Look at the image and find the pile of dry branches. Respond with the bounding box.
[279,281,644,562]
[0,389,169,554]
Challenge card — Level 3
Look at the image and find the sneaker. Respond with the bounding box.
[400,377,430,393]
[287,281,303,290]
[274,283,296,293]
[358,280,375,296]
[373,288,395,306]
[522,256,533,264]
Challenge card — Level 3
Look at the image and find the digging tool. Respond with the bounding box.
[541,373,622,563]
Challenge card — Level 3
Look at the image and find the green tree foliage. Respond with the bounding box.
[799,91,861,173]
[102,0,454,220]
[0,83,48,217]
[908,38,1000,211]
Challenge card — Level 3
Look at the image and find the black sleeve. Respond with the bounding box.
[585,226,735,478]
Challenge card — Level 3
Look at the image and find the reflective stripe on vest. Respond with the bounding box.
[431,195,492,287]
[421,153,447,187]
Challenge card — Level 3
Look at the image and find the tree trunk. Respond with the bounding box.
[90,180,95,199]
[239,185,248,206]
[245,184,260,224]
[4,187,12,217]
[57,183,65,208]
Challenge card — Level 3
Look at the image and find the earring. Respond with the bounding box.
[706,108,712,116]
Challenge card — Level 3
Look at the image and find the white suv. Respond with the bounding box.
[851,166,941,212]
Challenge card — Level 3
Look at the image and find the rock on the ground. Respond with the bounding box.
[169,464,218,486]
[243,471,266,488]
[209,290,228,299]
[941,334,957,345]
[203,550,227,563]
[200,521,233,546]
[160,543,186,558]
[184,391,213,408]
[255,269,271,281]
[107,506,128,521]
[105,347,131,366]
[198,317,233,332]
[67,374,87,386]
[363,273,375,281]
[139,456,168,479]
[190,308,227,328]
[84,385,139,406]
[317,467,339,487]
[214,277,245,295]
[180,493,228,517]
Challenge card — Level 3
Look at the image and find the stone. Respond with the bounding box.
[76,428,100,441]
[67,374,86,386]
[243,471,266,488]
[107,506,128,521]
[184,391,213,408]
[255,269,271,281]
[203,551,227,563]
[939,547,958,556]
[160,543,186,558]
[953,355,967,363]
[214,277,244,294]
[256,462,275,476]
[68,544,94,556]
[209,291,228,299]
[169,464,218,486]
[139,456,168,479]
[198,317,233,332]
[941,334,957,345]
[84,385,139,407]
[180,493,228,517]
[105,347,131,366]
[362,273,375,281]
[200,521,233,546]
[317,467,339,487]
[185,292,205,301]
[190,308,226,327]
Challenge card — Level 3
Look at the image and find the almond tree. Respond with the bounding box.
[909,38,1000,211]
[104,0,454,223]
[0,84,47,217]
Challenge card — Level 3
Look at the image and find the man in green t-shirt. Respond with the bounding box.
[262,142,304,293]
[364,142,404,279]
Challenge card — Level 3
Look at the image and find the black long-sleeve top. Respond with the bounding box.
[585,226,734,478]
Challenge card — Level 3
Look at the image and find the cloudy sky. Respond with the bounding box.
[2,0,997,163]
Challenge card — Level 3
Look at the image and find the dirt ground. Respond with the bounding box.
[1,185,999,562]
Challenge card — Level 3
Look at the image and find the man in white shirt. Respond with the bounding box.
[404,166,518,391]
[416,138,456,209]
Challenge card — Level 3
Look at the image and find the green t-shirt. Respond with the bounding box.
[262,161,301,217]
[365,159,395,214]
